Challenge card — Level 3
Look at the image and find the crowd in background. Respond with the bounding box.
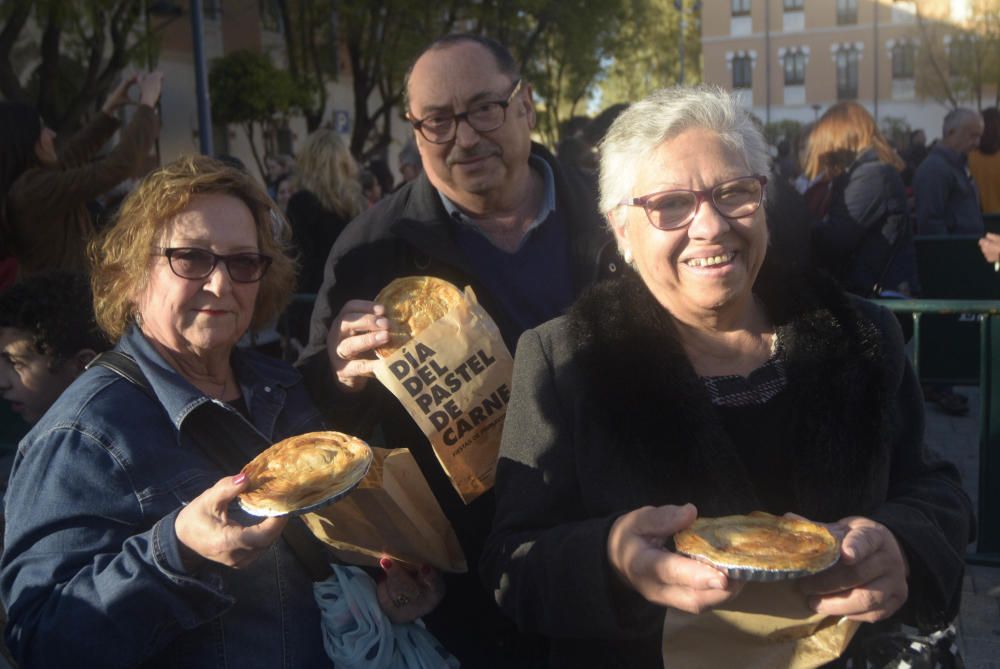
[0,36,990,667]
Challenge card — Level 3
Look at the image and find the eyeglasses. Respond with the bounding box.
[409,79,523,144]
[157,247,272,283]
[620,175,768,231]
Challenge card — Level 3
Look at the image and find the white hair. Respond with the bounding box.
[942,107,981,137]
[598,86,771,220]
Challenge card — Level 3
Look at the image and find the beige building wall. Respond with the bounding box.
[701,0,982,139]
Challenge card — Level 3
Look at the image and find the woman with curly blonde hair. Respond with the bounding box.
[0,155,439,667]
[286,129,366,294]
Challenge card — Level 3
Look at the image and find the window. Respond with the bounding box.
[892,0,916,23]
[784,0,804,10]
[784,50,807,85]
[732,55,753,88]
[949,36,975,76]
[837,0,858,24]
[891,42,915,79]
[835,47,860,99]
[260,0,283,33]
[203,0,220,20]
[732,0,751,16]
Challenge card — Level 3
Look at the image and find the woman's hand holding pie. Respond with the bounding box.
[175,474,288,570]
[799,516,909,622]
[607,503,744,614]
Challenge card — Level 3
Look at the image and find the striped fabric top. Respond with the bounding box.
[701,334,787,407]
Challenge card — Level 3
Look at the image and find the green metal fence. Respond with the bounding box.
[873,299,1000,566]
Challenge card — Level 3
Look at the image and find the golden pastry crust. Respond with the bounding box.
[238,431,372,517]
[374,276,464,358]
[674,511,839,574]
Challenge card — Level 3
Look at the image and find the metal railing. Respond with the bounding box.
[873,298,1000,566]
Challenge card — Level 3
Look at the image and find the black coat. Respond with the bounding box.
[296,142,616,666]
[812,149,911,296]
[285,189,352,295]
[481,268,973,669]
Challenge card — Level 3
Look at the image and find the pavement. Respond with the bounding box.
[930,386,1000,669]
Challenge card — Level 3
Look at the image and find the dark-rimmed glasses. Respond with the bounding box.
[157,247,272,283]
[620,175,767,231]
[409,79,523,144]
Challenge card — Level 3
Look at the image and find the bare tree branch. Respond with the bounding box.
[915,6,958,109]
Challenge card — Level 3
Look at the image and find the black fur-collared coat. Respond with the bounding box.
[480,269,973,669]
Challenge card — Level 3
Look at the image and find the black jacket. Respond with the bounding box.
[296,142,616,666]
[812,149,911,297]
[481,268,973,669]
[285,189,352,295]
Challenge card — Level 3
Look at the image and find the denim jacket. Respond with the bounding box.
[1,326,330,668]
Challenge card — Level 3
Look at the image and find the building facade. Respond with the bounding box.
[701,0,989,139]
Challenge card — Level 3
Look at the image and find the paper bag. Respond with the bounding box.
[373,287,513,505]
[302,447,467,573]
[662,581,860,669]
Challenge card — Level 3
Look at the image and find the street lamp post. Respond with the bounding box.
[190,0,214,155]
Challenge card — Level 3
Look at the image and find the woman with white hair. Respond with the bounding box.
[480,86,972,668]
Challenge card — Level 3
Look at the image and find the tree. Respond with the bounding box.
[0,0,158,132]
[274,0,334,132]
[338,1,450,161]
[263,0,691,160]
[913,0,1000,110]
[209,50,308,178]
[599,0,700,107]
[274,0,636,159]
[514,0,626,146]
[763,119,803,147]
[880,115,911,149]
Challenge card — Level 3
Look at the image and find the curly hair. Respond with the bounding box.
[0,271,109,366]
[293,129,365,220]
[89,154,297,341]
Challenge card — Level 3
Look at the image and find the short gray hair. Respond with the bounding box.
[598,86,771,217]
[942,107,981,136]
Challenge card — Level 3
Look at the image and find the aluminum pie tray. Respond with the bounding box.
[676,547,840,582]
[237,455,372,518]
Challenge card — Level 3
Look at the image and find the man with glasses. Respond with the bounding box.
[296,33,614,667]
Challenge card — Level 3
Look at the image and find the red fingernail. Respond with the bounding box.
[380,558,393,571]
[232,473,246,485]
